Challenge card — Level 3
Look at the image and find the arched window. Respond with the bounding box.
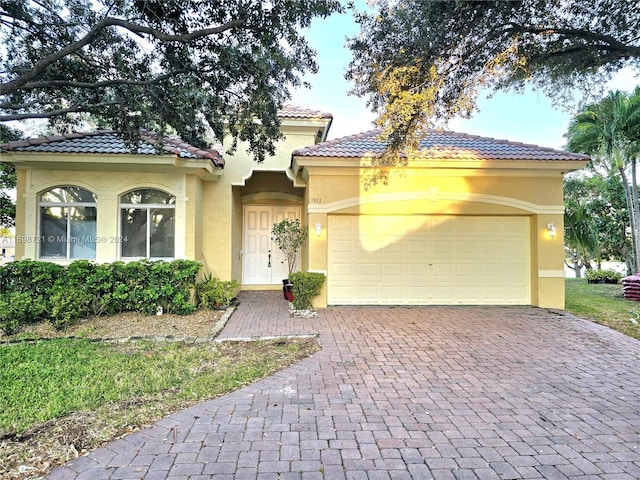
[120,189,175,258]
[39,186,97,259]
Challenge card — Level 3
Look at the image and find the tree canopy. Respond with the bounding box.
[0,0,341,161]
[347,0,640,154]
[564,175,629,275]
[566,88,640,272]
[0,124,21,227]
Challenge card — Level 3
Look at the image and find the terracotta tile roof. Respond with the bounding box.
[278,104,333,119]
[293,129,590,162]
[0,130,224,167]
[138,130,223,166]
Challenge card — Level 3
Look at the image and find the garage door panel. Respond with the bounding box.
[331,239,356,254]
[480,263,505,276]
[407,262,429,272]
[382,263,404,276]
[354,285,379,300]
[407,284,429,297]
[432,240,454,255]
[381,285,404,299]
[373,241,403,254]
[406,239,428,254]
[356,263,378,276]
[331,262,355,276]
[431,263,454,276]
[480,239,506,253]
[328,215,530,305]
[330,285,353,302]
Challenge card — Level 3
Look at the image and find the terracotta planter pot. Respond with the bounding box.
[282,280,294,301]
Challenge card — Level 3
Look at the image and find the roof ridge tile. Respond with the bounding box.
[279,104,333,119]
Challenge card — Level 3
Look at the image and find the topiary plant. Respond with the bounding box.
[271,218,307,277]
[288,271,326,310]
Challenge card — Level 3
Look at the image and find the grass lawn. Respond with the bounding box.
[0,335,319,479]
[564,278,640,340]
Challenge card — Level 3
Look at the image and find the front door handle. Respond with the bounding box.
[268,250,271,268]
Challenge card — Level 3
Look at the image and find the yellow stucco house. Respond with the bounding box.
[1,106,588,308]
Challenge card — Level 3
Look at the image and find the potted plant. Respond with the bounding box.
[586,269,606,284]
[271,218,307,300]
[586,269,623,284]
[603,269,622,284]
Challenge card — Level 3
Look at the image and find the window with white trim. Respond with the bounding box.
[39,186,97,259]
[120,189,175,258]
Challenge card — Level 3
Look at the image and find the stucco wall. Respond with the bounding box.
[302,164,567,309]
[7,117,572,308]
[15,167,188,262]
[8,119,326,287]
[198,122,321,283]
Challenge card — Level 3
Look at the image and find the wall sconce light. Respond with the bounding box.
[315,222,322,236]
[547,222,557,238]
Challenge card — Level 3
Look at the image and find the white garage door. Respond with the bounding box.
[328,215,530,305]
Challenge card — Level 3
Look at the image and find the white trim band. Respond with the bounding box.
[308,192,564,215]
[538,270,566,278]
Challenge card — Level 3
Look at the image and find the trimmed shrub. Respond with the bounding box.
[49,286,93,330]
[0,259,63,298]
[196,276,239,309]
[148,259,201,314]
[288,271,326,310]
[0,259,202,334]
[0,292,47,335]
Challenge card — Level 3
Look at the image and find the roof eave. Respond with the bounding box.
[292,155,590,173]
[173,158,223,180]
[2,151,224,178]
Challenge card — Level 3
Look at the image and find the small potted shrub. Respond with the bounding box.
[603,269,622,284]
[586,269,606,284]
[271,218,307,300]
[587,269,622,284]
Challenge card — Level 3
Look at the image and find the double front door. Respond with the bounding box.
[243,205,301,285]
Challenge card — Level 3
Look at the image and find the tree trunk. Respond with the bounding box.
[622,245,634,276]
[574,261,582,278]
[619,165,640,273]
[565,259,582,278]
[631,158,640,273]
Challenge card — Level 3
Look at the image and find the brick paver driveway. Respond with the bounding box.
[48,292,640,479]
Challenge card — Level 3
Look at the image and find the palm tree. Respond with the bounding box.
[563,178,599,276]
[566,88,640,272]
[564,202,598,276]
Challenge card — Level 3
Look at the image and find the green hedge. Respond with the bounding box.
[0,259,202,334]
[289,271,326,310]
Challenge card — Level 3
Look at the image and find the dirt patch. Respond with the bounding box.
[0,311,320,480]
[1,308,225,342]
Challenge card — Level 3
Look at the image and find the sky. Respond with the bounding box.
[290,5,639,151]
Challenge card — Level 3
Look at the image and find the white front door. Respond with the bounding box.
[243,205,301,285]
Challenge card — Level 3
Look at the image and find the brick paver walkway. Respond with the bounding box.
[47,291,640,479]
